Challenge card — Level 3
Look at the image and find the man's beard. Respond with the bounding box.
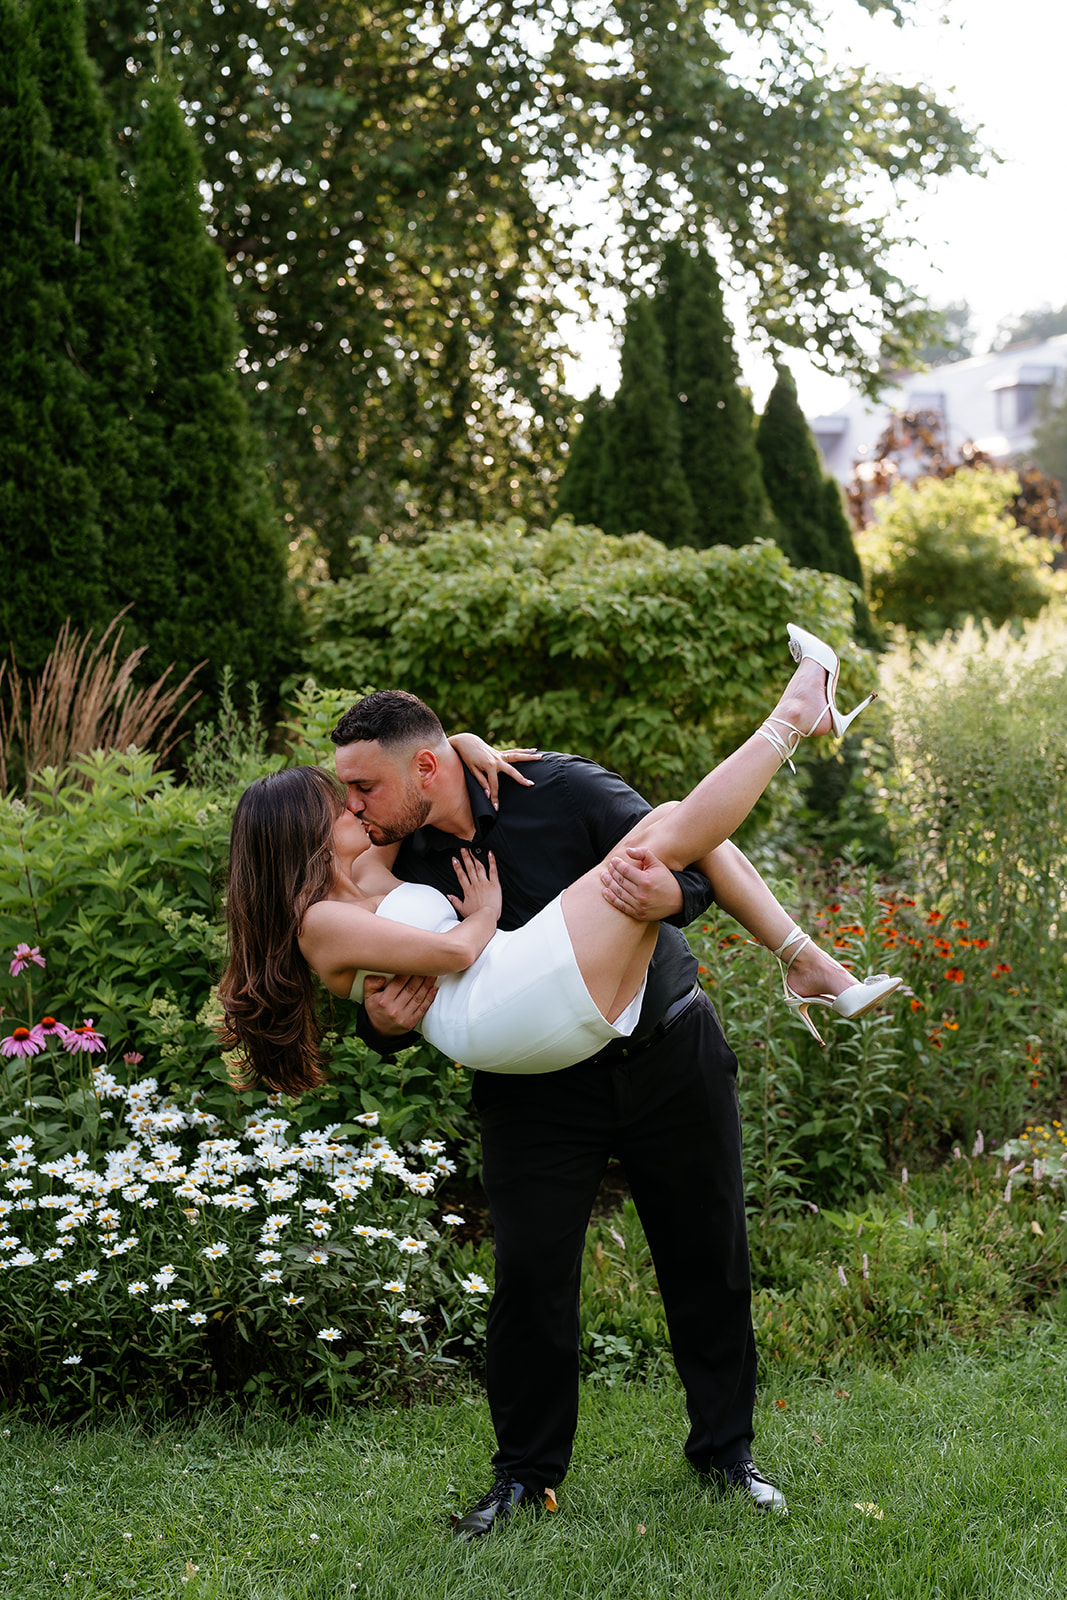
[364,788,432,846]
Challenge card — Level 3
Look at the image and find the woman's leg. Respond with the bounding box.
[561,656,832,1021]
[703,841,858,1001]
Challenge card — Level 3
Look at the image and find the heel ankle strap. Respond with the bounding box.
[757,716,803,774]
[771,924,810,970]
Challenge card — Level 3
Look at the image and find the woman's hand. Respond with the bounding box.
[447,848,502,924]
[448,732,540,809]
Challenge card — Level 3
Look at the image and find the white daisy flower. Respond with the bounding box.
[383,1280,405,1294]
[201,1243,229,1260]
[399,1309,425,1325]
[260,1269,284,1284]
[54,1279,73,1293]
[317,1327,342,1342]
[256,1249,282,1264]
[62,1354,83,1366]
[188,1312,208,1326]
[459,1274,490,1294]
[128,1281,149,1296]
[441,1214,465,1226]
[281,1293,304,1306]
[74,1268,99,1285]
[397,1237,427,1254]
[305,1250,330,1265]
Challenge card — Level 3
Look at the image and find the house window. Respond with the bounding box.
[991,365,1057,431]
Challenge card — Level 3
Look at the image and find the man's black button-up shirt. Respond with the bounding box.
[360,751,713,1057]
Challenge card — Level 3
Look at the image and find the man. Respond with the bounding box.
[331,690,787,1532]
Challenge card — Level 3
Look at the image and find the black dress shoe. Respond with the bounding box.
[717,1459,788,1515]
[452,1473,545,1541]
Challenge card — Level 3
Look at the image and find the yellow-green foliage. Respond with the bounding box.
[882,612,1067,965]
[304,518,867,802]
[859,468,1058,637]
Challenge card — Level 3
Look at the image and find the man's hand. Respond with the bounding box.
[363,973,438,1037]
[600,845,684,922]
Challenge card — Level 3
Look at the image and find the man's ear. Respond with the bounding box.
[412,747,439,787]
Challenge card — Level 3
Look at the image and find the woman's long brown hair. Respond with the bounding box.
[218,765,344,1093]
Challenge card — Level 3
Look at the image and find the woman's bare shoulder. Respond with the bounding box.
[300,897,378,937]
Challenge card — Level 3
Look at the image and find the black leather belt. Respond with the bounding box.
[583,982,702,1069]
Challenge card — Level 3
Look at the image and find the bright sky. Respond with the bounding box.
[562,0,1067,416]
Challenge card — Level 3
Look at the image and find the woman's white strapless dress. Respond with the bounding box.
[349,881,647,1074]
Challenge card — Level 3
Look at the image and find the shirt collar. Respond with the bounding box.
[417,767,499,852]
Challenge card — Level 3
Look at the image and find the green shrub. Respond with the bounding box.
[859,468,1059,636]
[304,517,868,804]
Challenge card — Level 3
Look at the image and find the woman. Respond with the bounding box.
[220,627,900,1091]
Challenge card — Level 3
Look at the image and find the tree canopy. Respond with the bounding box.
[83,1,981,572]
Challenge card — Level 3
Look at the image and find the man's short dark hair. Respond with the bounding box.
[330,690,445,750]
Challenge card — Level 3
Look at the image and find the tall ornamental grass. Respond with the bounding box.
[882,612,1067,1081]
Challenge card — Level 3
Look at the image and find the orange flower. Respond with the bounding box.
[944,968,964,983]
[825,903,842,913]
[910,998,925,1012]
[926,911,943,924]
[952,920,969,929]
[973,938,989,950]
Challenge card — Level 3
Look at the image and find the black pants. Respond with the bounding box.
[471,992,757,1491]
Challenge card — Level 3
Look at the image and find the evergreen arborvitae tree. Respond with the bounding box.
[756,363,876,640]
[556,387,607,526]
[127,80,298,697]
[755,364,834,569]
[821,474,864,588]
[597,298,695,545]
[663,245,776,549]
[0,0,146,670]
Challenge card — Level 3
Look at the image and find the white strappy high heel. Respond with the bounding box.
[756,625,878,773]
[786,624,877,738]
[772,924,903,1047]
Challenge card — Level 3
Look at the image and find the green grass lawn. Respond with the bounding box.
[4,1326,1066,1600]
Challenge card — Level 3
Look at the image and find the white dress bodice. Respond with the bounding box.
[348,879,646,1074]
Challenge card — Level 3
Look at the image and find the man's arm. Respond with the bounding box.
[559,758,713,926]
[358,973,437,1052]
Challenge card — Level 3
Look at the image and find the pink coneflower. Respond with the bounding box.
[30,1016,74,1047]
[64,1019,106,1055]
[1,1027,43,1059]
[122,1051,144,1066]
[9,944,46,977]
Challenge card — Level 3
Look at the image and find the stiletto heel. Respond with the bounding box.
[771,925,827,1045]
[785,623,877,738]
[771,923,903,1047]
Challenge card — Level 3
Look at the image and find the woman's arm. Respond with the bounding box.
[299,850,501,996]
[448,732,540,808]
